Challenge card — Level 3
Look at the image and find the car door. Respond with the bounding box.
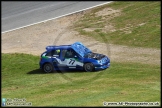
[60,49,83,70]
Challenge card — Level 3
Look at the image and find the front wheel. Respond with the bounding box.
[84,63,94,72]
[43,63,54,73]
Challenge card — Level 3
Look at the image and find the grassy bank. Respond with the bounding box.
[73,1,160,48]
[2,53,160,106]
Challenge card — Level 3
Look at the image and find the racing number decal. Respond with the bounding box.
[69,59,75,65]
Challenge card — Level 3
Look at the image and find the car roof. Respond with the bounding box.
[46,45,71,51]
[45,42,92,57]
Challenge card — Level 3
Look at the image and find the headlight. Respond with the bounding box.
[98,60,102,64]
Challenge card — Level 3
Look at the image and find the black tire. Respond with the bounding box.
[43,63,54,73]
[84,63,94,72]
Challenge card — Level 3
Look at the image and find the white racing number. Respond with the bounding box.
[54,58,83,67]
[69,59,75,65]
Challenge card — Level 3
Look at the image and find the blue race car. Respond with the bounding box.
[39,42,110,72]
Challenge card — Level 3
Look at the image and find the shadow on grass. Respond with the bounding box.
[27,69,100,74]
[27,69,45,74]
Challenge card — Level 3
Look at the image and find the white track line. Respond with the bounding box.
[2,1,112,34]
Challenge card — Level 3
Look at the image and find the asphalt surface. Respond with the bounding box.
[2,1,111,33]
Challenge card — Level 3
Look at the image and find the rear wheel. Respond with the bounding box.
[84,63,94,72]
[43,63,53,73]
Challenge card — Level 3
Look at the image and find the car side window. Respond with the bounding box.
[53,49,60,57]
[61,50,67,59]
[65,49,75,58]
[46,49,60,57]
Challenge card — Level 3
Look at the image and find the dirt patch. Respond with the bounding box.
[95,7,121,17]
[2,8,160,66]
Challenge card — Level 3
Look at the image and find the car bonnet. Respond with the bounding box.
[71,42,92,57]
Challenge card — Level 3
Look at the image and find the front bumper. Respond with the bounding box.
[95,62,110,70]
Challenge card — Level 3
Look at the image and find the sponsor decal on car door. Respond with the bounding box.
[54,58,83,68]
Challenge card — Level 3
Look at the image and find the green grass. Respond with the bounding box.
[73,1,160,48]
[2,53,160,106]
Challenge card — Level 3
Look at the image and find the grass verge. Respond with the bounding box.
[73,1,160,48]
[2,53,160,106]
